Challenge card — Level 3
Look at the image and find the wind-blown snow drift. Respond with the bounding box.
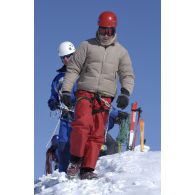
[35,150,160,195]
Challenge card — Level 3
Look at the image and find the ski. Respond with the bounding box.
[128,102,138,150]
[132,107,142,149]
[140,119,145,152]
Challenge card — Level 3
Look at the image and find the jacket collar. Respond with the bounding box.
[56,65,66,73]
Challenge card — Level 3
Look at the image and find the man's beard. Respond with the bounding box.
[98,33,116,46]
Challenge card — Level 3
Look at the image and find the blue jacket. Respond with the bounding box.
[48,68,77,172]
[48,71,77,115]
[107,107,119,131]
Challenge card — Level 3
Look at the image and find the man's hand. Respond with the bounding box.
[61,91,72,108]
[116,88,129,109]
[48,99,59,111]
[118,111,129,120]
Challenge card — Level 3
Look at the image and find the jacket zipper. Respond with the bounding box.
[97,47,107,92]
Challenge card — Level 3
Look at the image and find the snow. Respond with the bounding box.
[134,144,150,152]
[35,150,160,195]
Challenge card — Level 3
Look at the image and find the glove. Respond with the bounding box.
[48,99,59,111]
[61,91,72,108]
[116,88,130,109]
[114,111,129,124]
[118,111,129,120]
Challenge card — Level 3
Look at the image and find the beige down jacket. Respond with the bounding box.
[62,36,135,97]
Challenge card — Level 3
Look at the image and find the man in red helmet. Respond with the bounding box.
[61,11,135,180]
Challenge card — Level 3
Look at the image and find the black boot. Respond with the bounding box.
[80,167,98,180]
[66,155,82,178]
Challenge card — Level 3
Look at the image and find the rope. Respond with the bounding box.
[47,88,78,148]
[116,116,130,151]
[58,92,74,113]
[46,119,61,149]
[59,102,74,113]
[99,96,113,143]
[118,142,122,153]
[46,94,111,148]
[46,102,74,149]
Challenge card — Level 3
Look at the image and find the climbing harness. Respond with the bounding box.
[76,93,112,115]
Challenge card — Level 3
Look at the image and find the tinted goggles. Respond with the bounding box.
[60,53,73,60]
[98,27,116,36]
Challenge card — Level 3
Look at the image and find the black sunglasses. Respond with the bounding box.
[98,27,116,36]
[60,53,73,60]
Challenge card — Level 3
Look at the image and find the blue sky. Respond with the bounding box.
[35,0,160,179]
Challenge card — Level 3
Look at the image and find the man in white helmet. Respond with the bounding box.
[47,41,77,173]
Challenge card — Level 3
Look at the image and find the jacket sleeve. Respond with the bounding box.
[48,74,62,102]
[108,108,119,131]
[48,77,60,102]
[62,41,88,92]
[118,49,135,95]
[70,82,77,105]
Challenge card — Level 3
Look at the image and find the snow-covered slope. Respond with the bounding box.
[35,150,160,195]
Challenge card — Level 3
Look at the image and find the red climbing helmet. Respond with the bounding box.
[98,11,117,28]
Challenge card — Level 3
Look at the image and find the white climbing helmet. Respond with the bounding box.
[58,41,76,57]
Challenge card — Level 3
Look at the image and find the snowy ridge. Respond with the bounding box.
[35,150,160,195]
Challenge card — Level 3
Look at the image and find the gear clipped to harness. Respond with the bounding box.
[76,93,112,115]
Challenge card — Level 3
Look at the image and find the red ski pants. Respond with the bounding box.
[70,90,112,169]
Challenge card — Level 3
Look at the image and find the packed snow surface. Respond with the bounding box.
[35,150,160,195]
